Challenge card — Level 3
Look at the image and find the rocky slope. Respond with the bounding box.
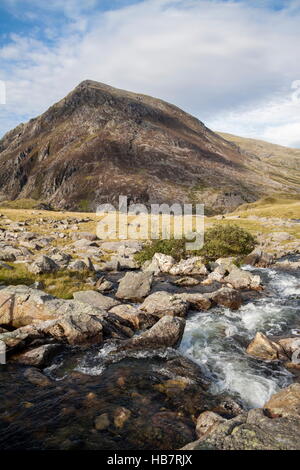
[218,132,300,193]
[0,80,299,214]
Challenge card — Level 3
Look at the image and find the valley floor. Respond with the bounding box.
[0,199,299,450]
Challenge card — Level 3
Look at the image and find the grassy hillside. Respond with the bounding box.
[218,132,300,194]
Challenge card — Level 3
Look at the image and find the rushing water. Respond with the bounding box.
[0,260,299,450]
[180,263,300,408]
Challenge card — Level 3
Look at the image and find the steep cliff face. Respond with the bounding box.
[0,80,296,213]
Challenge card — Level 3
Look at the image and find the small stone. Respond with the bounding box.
[113,407,131,429]
[94,413,110,431]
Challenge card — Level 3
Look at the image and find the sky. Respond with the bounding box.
[0,0,300,147]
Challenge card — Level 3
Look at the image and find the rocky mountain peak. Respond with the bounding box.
[0,80,298,212]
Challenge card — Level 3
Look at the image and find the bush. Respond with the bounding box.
[135,224,256,265]
[198,224,256,261]
[135,238,186,264]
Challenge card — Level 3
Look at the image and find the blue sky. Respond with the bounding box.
[0,0,300,147]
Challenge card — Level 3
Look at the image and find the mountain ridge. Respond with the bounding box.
[0,80,299,213]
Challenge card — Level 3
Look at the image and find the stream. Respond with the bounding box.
[0,258,299,450]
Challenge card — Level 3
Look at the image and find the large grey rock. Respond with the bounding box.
[171,277,200,287]
[246,332,287,361]
[215,257,237,271]
[224,267,261,289]
[169,257,207,276]
[140,291,189,318]
[264,383,300,419]
[177,293,211,310]
[73,290,120,311]
[51,251,72,267]
[208,287,242,310]
[0,324,43,350]
[110,255,139,270]
[10,344,62,367]
[0,286,67,327]
[118,315,185,351]
[0,249,16,262]
[72,239,99,249]
[244,249,274,268]
[144,253,175,274]
[100,241,142,253]
[116,271,153,302]
[182,408,300,450]
[196,411,226,439]
[68,259,89,271]
[28,255,59,274]
[72,232,98,241]
[43,312,104,345]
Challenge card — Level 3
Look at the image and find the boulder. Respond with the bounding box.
[73,290,120,311]
[0,250,16,262]
[224,267,261,289]
[51,252,72,267]
[177,293,211,310]
[196,411,226,438]
[109,304,141,330]
[43,312,103,345]
[169,257,207,276]
[0,286,66,327]
[116,271,153,302]
[244,249,274,268]
[24,368,52,387]
[278,337,300,360]
[95,276,113,292]
[146,253,175,274]
[10,344,62,367]
[101,258,120,272]
[72,239,99,249]
[264,383,300,419]
[0,324,42,351]
[207,265,227,282]
[171,277,200,287]
[140,291,189,317]
[182,408,300,450]
[119,315,185,351]
[215,257,237,271]
[274,260,300,271]
[28,255,59,274]
[208,287,242,310]
[68,260,89,271]
[100,241,142,253]
[246,332,287,361]
[72,232,98,241]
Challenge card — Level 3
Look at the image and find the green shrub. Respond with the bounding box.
[197,224,256,261]
[135,238,186,264]
[135,224,256,265]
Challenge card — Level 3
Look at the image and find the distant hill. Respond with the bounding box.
[218,132,300,193]
[0,80,299,214]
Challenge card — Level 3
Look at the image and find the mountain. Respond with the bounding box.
[0,80,299,214]
[218,132,300,193]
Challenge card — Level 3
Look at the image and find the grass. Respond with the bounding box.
[0,264,95,299]
[232,196,300,220]
[0,199,50,210]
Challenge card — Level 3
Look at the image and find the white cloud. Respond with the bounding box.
[209,82,300,147]
[0,0,300,147]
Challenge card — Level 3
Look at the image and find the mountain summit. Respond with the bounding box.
[0,80,298,212]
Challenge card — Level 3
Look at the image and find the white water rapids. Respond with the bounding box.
[180,265,300,408]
